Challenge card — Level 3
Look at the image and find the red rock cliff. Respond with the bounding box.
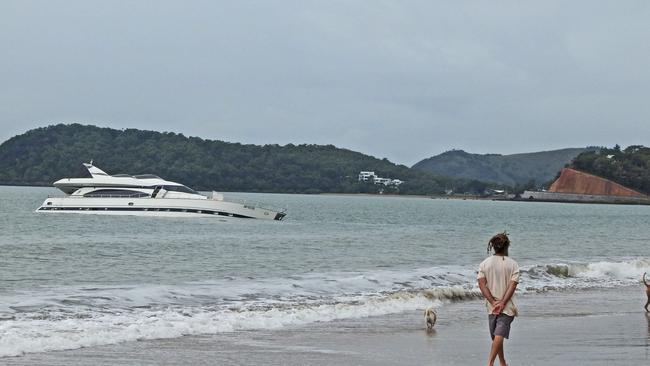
[548,168,646,197]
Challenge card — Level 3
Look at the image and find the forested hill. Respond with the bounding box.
[0,124,491,195]
[412,148,591,187]
[570,145,650,195]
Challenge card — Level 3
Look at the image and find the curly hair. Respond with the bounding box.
[487,232,510,256]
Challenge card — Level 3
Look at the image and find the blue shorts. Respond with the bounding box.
[488,314,514,339]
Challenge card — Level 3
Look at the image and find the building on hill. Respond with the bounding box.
[358,171,404,186]
[522,168,649,204]
[373,177,392,185]
[358,171,375,182]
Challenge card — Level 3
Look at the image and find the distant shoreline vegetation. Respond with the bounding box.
[0,124,506,195]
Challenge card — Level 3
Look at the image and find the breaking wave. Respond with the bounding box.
[1,258,648,358]
[521,257,650,291]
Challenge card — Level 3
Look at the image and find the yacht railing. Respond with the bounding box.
[47,193,149,198]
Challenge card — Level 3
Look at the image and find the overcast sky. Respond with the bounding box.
[1,1,649,165]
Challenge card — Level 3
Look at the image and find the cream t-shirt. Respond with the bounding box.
[477,255,520,316]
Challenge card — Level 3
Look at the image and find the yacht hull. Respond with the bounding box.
[37,197,286,220]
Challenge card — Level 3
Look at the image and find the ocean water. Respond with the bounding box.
[1,186,649,358]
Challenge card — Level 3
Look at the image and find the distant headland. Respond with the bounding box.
[522,146,650,204]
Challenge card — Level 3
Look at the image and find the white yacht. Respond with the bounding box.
[36,163,286,220]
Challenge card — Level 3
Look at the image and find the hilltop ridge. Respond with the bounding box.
[412,148,591,187]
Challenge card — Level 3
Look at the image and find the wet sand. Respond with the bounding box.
[5,286,649,365]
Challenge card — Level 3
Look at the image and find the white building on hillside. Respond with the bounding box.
[358,171,375,181]
[373,177,392,185]
[358,171,404,186]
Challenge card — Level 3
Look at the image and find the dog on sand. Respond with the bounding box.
[424,307,437,330]
[643,272,650,313]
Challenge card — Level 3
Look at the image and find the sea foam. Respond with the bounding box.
[0,292,444,357]
[1,257,648,357]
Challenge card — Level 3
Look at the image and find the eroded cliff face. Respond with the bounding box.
[548,168,646,197]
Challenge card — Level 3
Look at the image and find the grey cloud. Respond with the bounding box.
[1,1,649,165]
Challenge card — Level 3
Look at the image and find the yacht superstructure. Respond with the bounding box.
[37,163,286,220]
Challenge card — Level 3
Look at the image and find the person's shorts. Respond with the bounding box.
[488,314,515,339]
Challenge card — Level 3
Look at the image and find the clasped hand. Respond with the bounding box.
[491,301,505,315]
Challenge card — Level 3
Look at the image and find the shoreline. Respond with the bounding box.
[5,286,649,365]
[8,184,647,205]
[318,192,432,199]
[508,197,650,206]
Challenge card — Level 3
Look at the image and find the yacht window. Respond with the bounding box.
[84,189,149,198]
[162,185,199,195]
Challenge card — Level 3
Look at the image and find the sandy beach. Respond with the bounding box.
[5,285,648,366]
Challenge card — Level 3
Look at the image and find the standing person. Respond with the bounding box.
[477,232,520,366]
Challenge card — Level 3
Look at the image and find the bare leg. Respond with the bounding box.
[487,335,506,366]
[497,337,507,366]
[643,272,650,312]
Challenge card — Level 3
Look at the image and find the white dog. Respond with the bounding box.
[424,307,437,330]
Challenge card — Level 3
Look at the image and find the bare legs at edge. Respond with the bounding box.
[488,335,507,366]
